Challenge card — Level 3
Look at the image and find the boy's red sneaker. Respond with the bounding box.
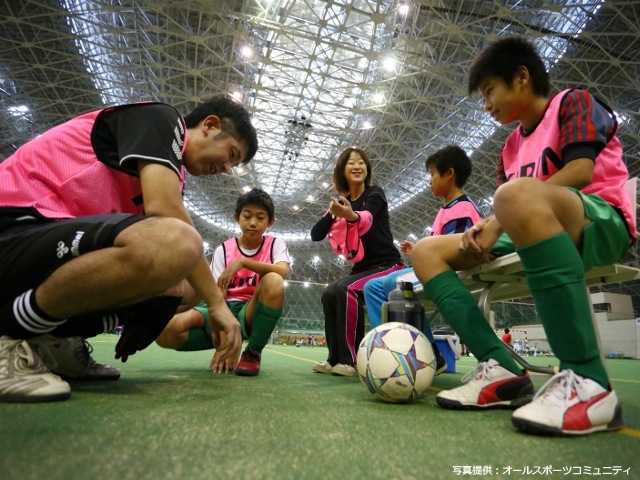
[235,347,261,376]
[436,359,533,409]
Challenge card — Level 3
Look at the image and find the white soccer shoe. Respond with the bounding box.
[313,360,333,374]
[0,335,70,403]
[511,369,623,436]
[331,363,358,377]
[436,359,534,409]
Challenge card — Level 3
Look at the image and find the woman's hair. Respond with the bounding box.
[332,147,372,195]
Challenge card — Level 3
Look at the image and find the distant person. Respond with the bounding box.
[501,328,513,347]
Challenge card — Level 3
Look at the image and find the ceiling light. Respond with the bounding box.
[231,90,243,102]
[7,105,29,116]
[241,45,254,59]
[383,57,396,71]
[372,92,385,104]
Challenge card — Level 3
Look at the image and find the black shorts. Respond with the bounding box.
[0,213,146,305]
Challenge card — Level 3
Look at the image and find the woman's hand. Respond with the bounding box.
[329,195,358,221]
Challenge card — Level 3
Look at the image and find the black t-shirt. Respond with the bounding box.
[92,102,184,178]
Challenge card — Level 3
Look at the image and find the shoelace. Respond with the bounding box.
[533,369,587,405]
[74,340,97,370]
[242,349,260,362]
[1,337,48,373]
[0,336,21,356]
[460,360,495,384]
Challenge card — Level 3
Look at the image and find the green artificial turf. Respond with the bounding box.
[1,335,638,480]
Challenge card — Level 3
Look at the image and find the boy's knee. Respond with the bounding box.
[494,178,536,211]
[382,275,397,292]
[363,279,377,296]
[260,272,285,298]
[411,237,433,264]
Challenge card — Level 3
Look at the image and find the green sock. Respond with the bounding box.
[424,270,523,375]
[248,302,282,352]
[517,232,609,388]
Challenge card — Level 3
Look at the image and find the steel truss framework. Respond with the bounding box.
[1,0,639,310]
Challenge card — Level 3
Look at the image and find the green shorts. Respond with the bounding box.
[180,301,250,351]
[491,189,630,271]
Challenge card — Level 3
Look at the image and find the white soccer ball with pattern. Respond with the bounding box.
[357,322,436,403]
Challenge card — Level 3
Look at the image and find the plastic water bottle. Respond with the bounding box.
[381,280,424,332]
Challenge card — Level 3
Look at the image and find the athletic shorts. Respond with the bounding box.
[192,301,250,349]
[0,213,146,305]
[491,189,631,271]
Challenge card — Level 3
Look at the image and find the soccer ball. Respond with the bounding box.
[357,322,436,404]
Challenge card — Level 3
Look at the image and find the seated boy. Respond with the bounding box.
[156,188,291,376]
[363,145,482,374]
[411,37,635,436]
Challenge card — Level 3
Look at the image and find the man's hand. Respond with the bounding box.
[207,305,242,373]
[210,347,236,374]
[209,330,236,374]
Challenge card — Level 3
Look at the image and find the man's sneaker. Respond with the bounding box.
[235,347,261,376]
[435,351,448,376]
[28,335,120,381]
[436,359,534,409]
[512,369,623,436]
[331,363,358,377]
[0,336,70,402]
[313,360,333,374]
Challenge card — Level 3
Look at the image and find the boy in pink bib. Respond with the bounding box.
[411,37,634,436]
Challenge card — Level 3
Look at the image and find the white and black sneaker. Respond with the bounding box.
[0,335,70,402]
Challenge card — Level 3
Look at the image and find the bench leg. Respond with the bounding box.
[588,286,609,378]
[478,281,556,376]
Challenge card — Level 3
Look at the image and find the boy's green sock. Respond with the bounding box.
[424,270,523,375]
[248,302,282,352]
[517,232,609,388]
